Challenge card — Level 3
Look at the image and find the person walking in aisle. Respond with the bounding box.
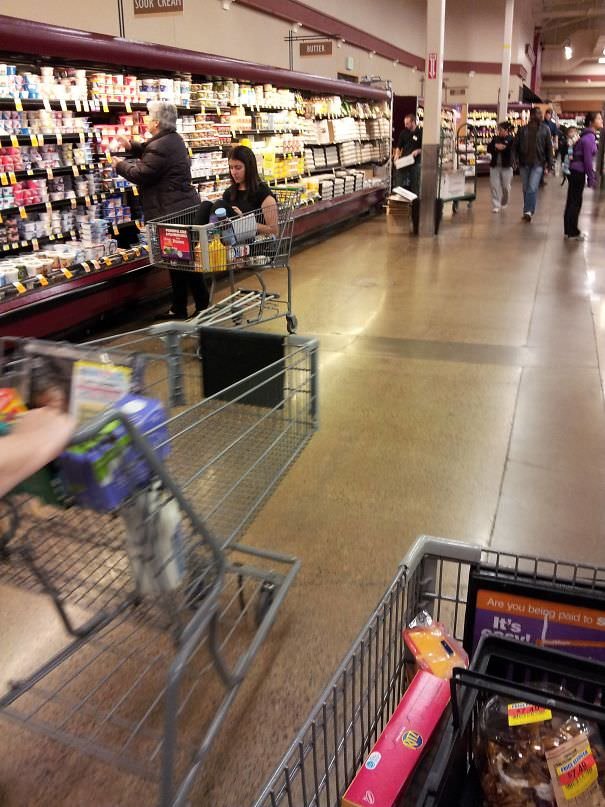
[560,126,578,186]
[563,111,603,241]
[112,100,211,320]
[487,122,514,213]
[514,107,553,222]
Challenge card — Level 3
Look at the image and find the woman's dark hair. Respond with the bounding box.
[585,111,601,128]
[227,145,261,202]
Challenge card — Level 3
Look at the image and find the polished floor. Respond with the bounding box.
[2,175,605,806]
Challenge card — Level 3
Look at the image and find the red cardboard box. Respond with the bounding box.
[342,671,450,807]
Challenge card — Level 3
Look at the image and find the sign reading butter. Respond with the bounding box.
[300,41,333,57]
[134,0,183,14]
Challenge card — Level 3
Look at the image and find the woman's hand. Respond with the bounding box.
[116,135,131,151]
[232,206,243,217]
[111,156,122,171]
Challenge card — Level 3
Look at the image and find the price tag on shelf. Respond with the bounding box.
[49,234,55,241]
[18,206,27,220]
[38,133,44,146]
[82,261,91,273]
[56,233,63,240]
[187,147,193,158]
[72,165,80,177]
[2,244,9,252]
[103,256,112,266]
[125,99,132,113]
[83,99,89,112]
[30,134,39,147]
[0,212,2,224]
[102,98,109,114]
[74,99,81,113]
[14,97,23,112]
[60,100,67,112]
[36,273,48,286]
[84,195,91,207]
[79,132,85,144]
[10,135,19,148]
[0,174,7,187]
[45,202,52,215]
[11,242,18,250]
[135,220,144,231]
[20,240,28,248]
[100,193,107,201]
[70,230,76,239]
[134,246,142,257]
[32,238,39,251]
[70,198,77,209]
[27,169,34,176]
[105,149,112,163]
[112,223,120,236]
[200,105,205,115]
[8,172,16,185]
[43,98,51,112]
[92,259,101,270]
[216,105,220,115]
[56,132,63,145]
[132,185,139,196]
[60,267,73,279]
[12,280,26,294]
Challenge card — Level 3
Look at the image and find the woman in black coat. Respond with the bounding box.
[112,100,211,319]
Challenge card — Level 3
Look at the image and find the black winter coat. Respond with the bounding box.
[116,129,200,221]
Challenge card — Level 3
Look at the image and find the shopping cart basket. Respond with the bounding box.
[253,535,605,807]
[0,323,318,807]
[147,189,301,334]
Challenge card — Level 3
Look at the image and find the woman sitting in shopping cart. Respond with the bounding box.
[111,101,211,320]
[221,145,279,236]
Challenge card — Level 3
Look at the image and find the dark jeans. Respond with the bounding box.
[563,170,585,237]
[168,200,212,316]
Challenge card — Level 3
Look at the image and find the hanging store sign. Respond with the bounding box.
[133,0,183,14]
[300,41,333,57]
[427,52,438,80]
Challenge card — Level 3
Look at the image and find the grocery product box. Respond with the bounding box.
[342,671,450,807]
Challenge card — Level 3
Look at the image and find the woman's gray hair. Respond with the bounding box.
[147,100,177,130]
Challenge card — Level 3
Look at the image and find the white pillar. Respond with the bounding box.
[498,0,515,122]
[419,0,446,237]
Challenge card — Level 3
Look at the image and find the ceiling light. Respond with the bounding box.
[221,0,232,8]
[564,40,573,60]
[393,59,399,66]
[369,51,375,59]
[469,70,476,78]
[336,39,342,48]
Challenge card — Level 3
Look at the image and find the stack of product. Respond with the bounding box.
[88,73,192,107]
[0,63,88,101]
[367,118,390,139]
[337,142,359,167]
[324,145,339,167]
[335,170,356,194]
[95,113,150,152]
[312,147,327,169]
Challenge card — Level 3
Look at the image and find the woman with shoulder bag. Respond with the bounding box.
[563,111,603,241]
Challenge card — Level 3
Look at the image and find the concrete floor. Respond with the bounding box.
[2,176,605,806]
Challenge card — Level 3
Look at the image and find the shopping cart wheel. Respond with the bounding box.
[286,314,298,334]
[255,580,275,626]
[452,201,459,215]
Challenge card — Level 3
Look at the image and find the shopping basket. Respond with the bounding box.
[147,189,301,334]
[253,536,605,807]
[0,323,318,807]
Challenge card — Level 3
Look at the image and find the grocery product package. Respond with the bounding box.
[404,610,469,678]
[120,481,185,596]
[58,394,170,512]
[342,670,451,807]
[476,687,605,806]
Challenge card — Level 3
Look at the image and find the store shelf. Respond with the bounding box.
[0,96,193,114]
[235,129,303,136]
[0,190,115,222]
[0,163,101,185]
[188,144,232,153]
[0,132,97,147]
[191,172,230,182]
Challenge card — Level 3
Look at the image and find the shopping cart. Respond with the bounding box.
[147,189,301,334]
[0,323,318,807]
[253,535,605,807]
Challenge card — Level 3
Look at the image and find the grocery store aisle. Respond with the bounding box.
[2,176,605,806]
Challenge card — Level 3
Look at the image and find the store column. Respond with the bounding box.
[498,0,515,122]
[419,0,446,237]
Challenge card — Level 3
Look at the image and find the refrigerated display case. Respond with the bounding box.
[0,15,391,337]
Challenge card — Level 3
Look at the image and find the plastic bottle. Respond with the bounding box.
[213,207,237,247]
[208,232,227,273]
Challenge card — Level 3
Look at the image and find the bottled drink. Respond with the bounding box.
[213,207,237,246]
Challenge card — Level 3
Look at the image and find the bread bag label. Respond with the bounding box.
[546,733,603,805]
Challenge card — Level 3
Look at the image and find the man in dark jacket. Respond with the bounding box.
[487,122,514,212]
[514,107,553,222]
[113,101,210,319]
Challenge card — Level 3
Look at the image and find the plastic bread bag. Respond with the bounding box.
[475,687,605,806]
[403,609,469,679]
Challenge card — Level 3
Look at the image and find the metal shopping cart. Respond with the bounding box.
[147,189,301,334]
[253,536,605,807]
[0,323,318,807]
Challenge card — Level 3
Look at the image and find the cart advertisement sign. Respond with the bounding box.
[158,226,192,263]
[471,589,605,662]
